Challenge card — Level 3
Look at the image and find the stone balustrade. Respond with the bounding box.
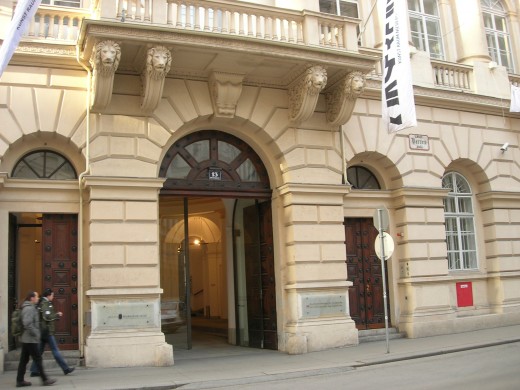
[431,60,472,91]
[23,4,89,41]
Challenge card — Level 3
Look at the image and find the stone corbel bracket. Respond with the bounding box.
[209,72,245,118]
[325,71,366,127]
[288,65,328,124]
[90,40,121,111]
[141,46,172,115]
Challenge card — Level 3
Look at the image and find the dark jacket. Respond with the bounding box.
[20,300,41,344]
[40,297,60,335]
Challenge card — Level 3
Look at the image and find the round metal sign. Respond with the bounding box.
[375,232,394,260]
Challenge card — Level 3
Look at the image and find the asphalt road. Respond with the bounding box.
[206,342,520,390]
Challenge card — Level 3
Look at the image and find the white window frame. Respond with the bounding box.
[481,0,515,73]
[442,172,478,271]
[408,0,444,60]
[319,0,358,18]
[41,0,82,7]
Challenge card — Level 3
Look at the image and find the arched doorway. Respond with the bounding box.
[344,165,390,330]
[158,130,277,350]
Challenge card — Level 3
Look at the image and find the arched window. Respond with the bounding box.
[347,166,380,189]
[442,172,478,270]
[159,130,271,198]
[481,0,514,72]
[12,150,77,180]
[408,0,444,59]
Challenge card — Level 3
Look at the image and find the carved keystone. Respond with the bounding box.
[325,71,366,127]
[288,65,327,124]
[141,46,172,114]
[209,72,245,118]
[90,40,121,111]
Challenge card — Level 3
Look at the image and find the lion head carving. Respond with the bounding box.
[304,65,328,95]
[145,46,172,80]
[344,71,366,99]
[91,40,121,77]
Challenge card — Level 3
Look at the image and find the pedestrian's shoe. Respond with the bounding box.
[64,367,75,375]
[42,379,56,386]
[16,381,32,387]
[30,372,40,377]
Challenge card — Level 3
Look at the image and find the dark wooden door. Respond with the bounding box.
[42,214,79,350]
[345,218,388,330]
[244,201,277,349]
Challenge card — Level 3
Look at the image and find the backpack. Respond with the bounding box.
[11,308,24,337]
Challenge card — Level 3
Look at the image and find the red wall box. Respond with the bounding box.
[456,282,473,307]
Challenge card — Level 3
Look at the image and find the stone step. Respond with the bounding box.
[358,328,406,343]
[4,350,82,372]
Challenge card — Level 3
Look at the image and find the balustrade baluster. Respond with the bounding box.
[238,12,244,35]
[265,16,272,40]
[176,2,183,27]
[280,19,287,42]
[117,0,125,19]
[331,25,337,47]
[296,22,303,44]
[324,24,330,46]
[185,4,192,29]
[247,14,254,36]
[38,14,46,37]
[272,18,278,40]
[213,8,220,32]
[144,0,151,22]
[204,7,211,31]
[222,9,229,33]
[194,5,200,30]
[48,15,56,39]
[256,14,262,38]
[67,17,75,40]
[167,1,173,24]
[287,20,294,43]
[229,11,236,34]
[338,26,344,48]
[57,16,64,40]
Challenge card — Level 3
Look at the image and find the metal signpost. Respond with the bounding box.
[373,207,394,354]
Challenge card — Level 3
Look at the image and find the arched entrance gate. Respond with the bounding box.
[158,130,277,350]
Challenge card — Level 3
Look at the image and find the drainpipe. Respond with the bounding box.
[76,45,92,359]
[340,126,347,184]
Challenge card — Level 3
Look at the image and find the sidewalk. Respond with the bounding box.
[2,324,520,390]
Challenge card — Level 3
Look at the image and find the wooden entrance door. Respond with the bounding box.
[243,201,277,350]
[42,214,79,350]
[344,218,389,330]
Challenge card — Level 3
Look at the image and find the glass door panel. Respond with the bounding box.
[160,197,191,349]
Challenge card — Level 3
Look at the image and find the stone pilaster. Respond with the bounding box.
[478,191,520,314]
[277,183,357,354]
[392,187,456,337]
[83,176,173,367]
[450,0,490,64]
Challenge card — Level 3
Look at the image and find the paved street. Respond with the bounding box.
[207,342,520,390]
[1,325,520,389]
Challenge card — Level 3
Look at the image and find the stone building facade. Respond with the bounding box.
[0,0,519,369]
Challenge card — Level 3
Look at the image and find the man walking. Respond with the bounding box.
[16,291,56,387]
[30,288,75,377]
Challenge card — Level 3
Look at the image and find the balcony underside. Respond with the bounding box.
[77,20,377,91]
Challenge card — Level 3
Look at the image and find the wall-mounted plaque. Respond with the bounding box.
[409,134,430,150]
[301,294,346,319]
[93,301,157,330]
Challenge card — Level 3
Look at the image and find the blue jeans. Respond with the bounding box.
[30,333,70,374]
